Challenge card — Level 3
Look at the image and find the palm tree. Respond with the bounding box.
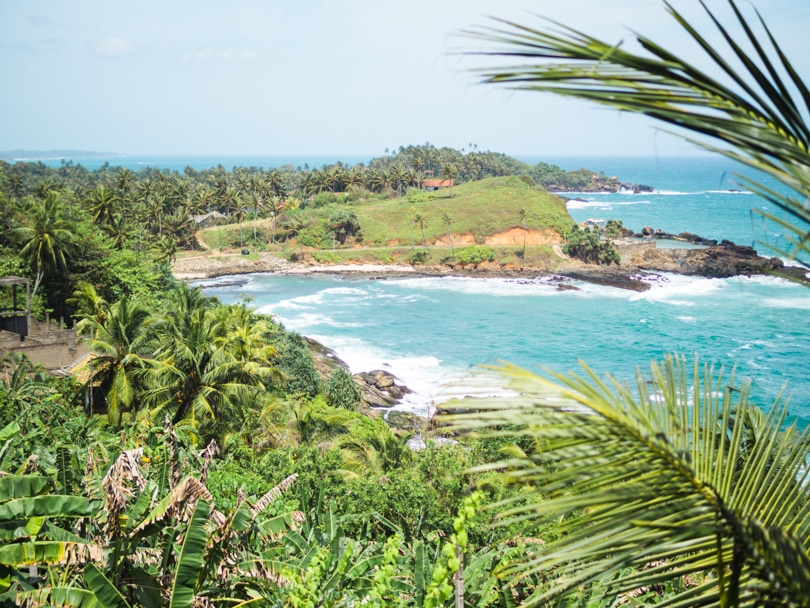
[77,295,152,424]
[447,357,810,606]
[13,192,76,298]
[414,212,430,251]
[457,1,810,604]
[466,0,810,263]
[442,212,455,258]
[518,207,528,258]
[441,164,458,197]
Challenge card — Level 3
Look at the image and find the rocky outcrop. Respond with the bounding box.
[634,242,808,281]
[638,227,717,246]
[353,369,413,408]
[304,338,414,411]
[559,266,651,291]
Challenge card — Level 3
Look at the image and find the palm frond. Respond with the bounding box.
[444,356,810,606]
[464,0,810,260]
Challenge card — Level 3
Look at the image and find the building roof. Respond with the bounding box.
[422,179,454,188]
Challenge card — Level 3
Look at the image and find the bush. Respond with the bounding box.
[328,209,362,244]
[455,246,494,268]
[325,367,362,411]
[408,250,429,265]
[563,225,619,265]
[273,332,322,397]
[297,226,327,248]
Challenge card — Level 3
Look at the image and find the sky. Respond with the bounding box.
[1,0,808,158]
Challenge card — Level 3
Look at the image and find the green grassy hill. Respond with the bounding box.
[356,176,573,246]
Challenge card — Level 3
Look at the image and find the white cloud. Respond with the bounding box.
[94,37,135,56]
[181,48,256,62]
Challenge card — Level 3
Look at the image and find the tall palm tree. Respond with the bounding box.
[13,192,76,298]
[466,0,810,263]
[77,295,152,424]
[442,212,455,258]
[414,212,430,251]
[441,164,458,197]
[518,207,528,258]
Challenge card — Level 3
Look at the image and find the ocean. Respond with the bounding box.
[181,155,810,427]
[36,152,809,424]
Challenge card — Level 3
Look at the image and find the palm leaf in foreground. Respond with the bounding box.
[464,0,810,262]
[444,357,810,606]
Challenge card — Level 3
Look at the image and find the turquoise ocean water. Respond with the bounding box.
[182,155,809,425]
[40,153,809,423]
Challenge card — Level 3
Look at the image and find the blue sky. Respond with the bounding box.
[1,0,807,158]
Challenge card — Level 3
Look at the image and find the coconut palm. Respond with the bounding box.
[447,357,810,606]
[518,207,529,258]
[12,192,77,298]
[77,295,152,424]
[466,0,810,262]
[455,2,810,604]
[414,211,430,251]
[442,212,455,258]
[441,164,458,197]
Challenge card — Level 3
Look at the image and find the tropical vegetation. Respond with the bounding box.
[0,0,808,606]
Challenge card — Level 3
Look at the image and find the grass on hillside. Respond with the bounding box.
[356,176,573,246]
[197,176,574,256]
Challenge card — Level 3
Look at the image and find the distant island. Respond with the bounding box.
[0,149,124,161]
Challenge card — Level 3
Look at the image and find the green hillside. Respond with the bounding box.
[357,176,573,246]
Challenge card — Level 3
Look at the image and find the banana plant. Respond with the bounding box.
[0,472,98,600]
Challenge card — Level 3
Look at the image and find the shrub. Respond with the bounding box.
[273,332,322,397]
[408,250,429,265]
[325,367,362,411]
[328,209,362,244]
[455,246,495,268]
[563,225,619,265]
[297,226,326,248]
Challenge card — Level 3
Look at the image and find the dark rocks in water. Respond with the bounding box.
[641,226,655,236]
[560,267,651,292]
[677,232,718,246]
[556,283,580,292]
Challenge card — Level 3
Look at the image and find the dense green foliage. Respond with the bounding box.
[325,367,362,411]
[563,224,620,265]
[3,0,810,603]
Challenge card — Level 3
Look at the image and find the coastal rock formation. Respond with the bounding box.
[633,243,807,281]
[304,337,413,410]
[354,370,413,408]
[637,227,717,246]
[172,252,294,280]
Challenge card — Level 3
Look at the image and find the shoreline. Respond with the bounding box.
[172,251,654,291]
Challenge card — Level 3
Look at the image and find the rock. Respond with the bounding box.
[560,267,651,291]
[677,232,717,246]
[641,226,655,236]
[387,385,404,399]
[353,369,413,409]
[635,243,809,283]
[374,370,395,389]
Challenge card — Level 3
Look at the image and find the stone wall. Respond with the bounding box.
[0,316,88,372]
[614,239,656,264]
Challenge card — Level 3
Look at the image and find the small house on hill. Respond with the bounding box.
[191,211,227,227]
[423,179,454,191]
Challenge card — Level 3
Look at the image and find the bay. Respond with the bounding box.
[194,156,810,426]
